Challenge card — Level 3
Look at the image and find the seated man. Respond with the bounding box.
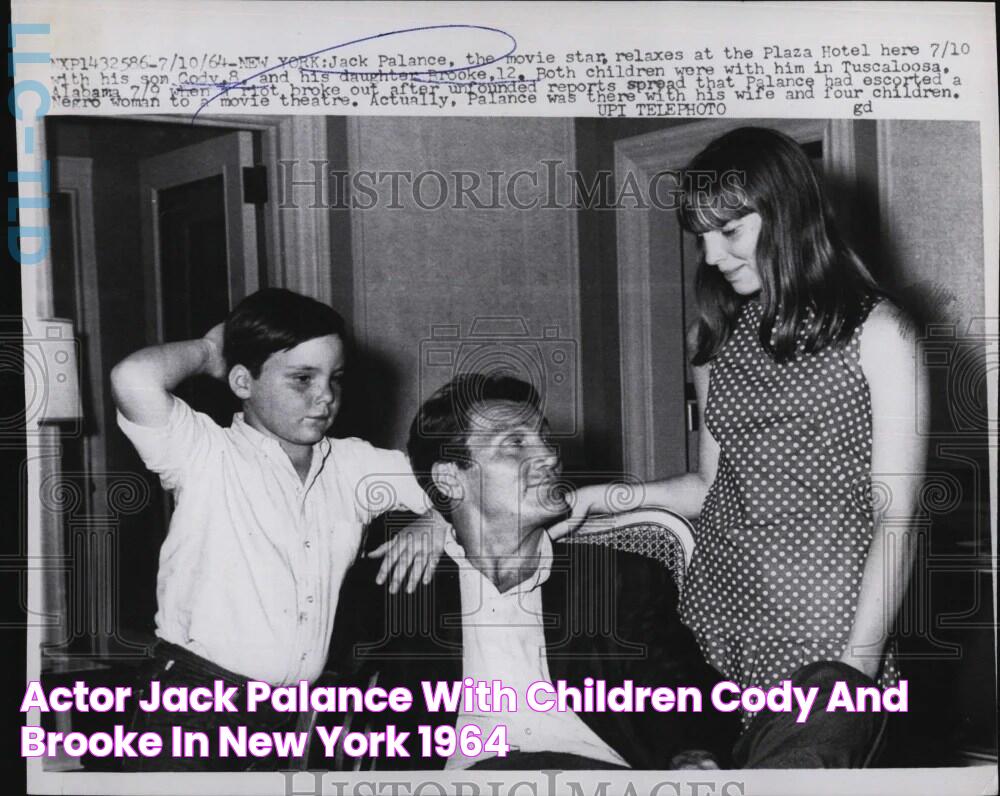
[333,373,738,770]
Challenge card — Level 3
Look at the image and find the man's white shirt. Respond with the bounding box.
[443,531,629,769]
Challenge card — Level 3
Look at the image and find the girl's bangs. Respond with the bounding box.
[679,177,753,234]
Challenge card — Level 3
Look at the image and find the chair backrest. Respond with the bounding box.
[560,507,696,592]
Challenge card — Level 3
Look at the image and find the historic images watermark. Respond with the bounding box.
[278,160,748,213]
[279,769,750,796]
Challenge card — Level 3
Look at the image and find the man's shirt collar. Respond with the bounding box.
[444,526,554,594]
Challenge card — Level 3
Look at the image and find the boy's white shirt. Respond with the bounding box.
[117,396,429,685]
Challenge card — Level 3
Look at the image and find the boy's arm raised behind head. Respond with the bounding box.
[111,323,227,427]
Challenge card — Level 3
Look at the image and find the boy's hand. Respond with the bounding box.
[369,511,450,593]
[112,323,230,426]
[201,323,228,380]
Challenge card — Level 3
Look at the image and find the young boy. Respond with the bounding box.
[111,288,440,771]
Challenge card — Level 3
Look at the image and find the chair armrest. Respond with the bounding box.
[561,507,696,590]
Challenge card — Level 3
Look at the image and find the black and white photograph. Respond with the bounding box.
[7,3,998,795]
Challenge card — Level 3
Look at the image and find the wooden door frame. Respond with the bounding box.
[139,131,258,344]
[53,156,107,519]
[614,118,857,480]
[135,114,333,309]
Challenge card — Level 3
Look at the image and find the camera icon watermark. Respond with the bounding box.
[916,320,998,436]
[418,317,578,437]
[1,316,82,439]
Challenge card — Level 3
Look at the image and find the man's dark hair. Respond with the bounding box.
[223,288,347,377]
[407,373,541,516]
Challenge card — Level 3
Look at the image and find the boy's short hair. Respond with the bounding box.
[407,372,541,515]
[224,288,347,377]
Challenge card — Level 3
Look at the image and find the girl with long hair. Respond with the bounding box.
[557,126,928,766]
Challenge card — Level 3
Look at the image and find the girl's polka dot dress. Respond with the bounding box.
[679,297,899,728]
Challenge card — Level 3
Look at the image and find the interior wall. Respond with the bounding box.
[879,121,985,324]
[875,120,994,764]
[345,117,584,466]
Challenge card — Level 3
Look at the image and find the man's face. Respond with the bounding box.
[237,334,345,457]
[450,400,566,531]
